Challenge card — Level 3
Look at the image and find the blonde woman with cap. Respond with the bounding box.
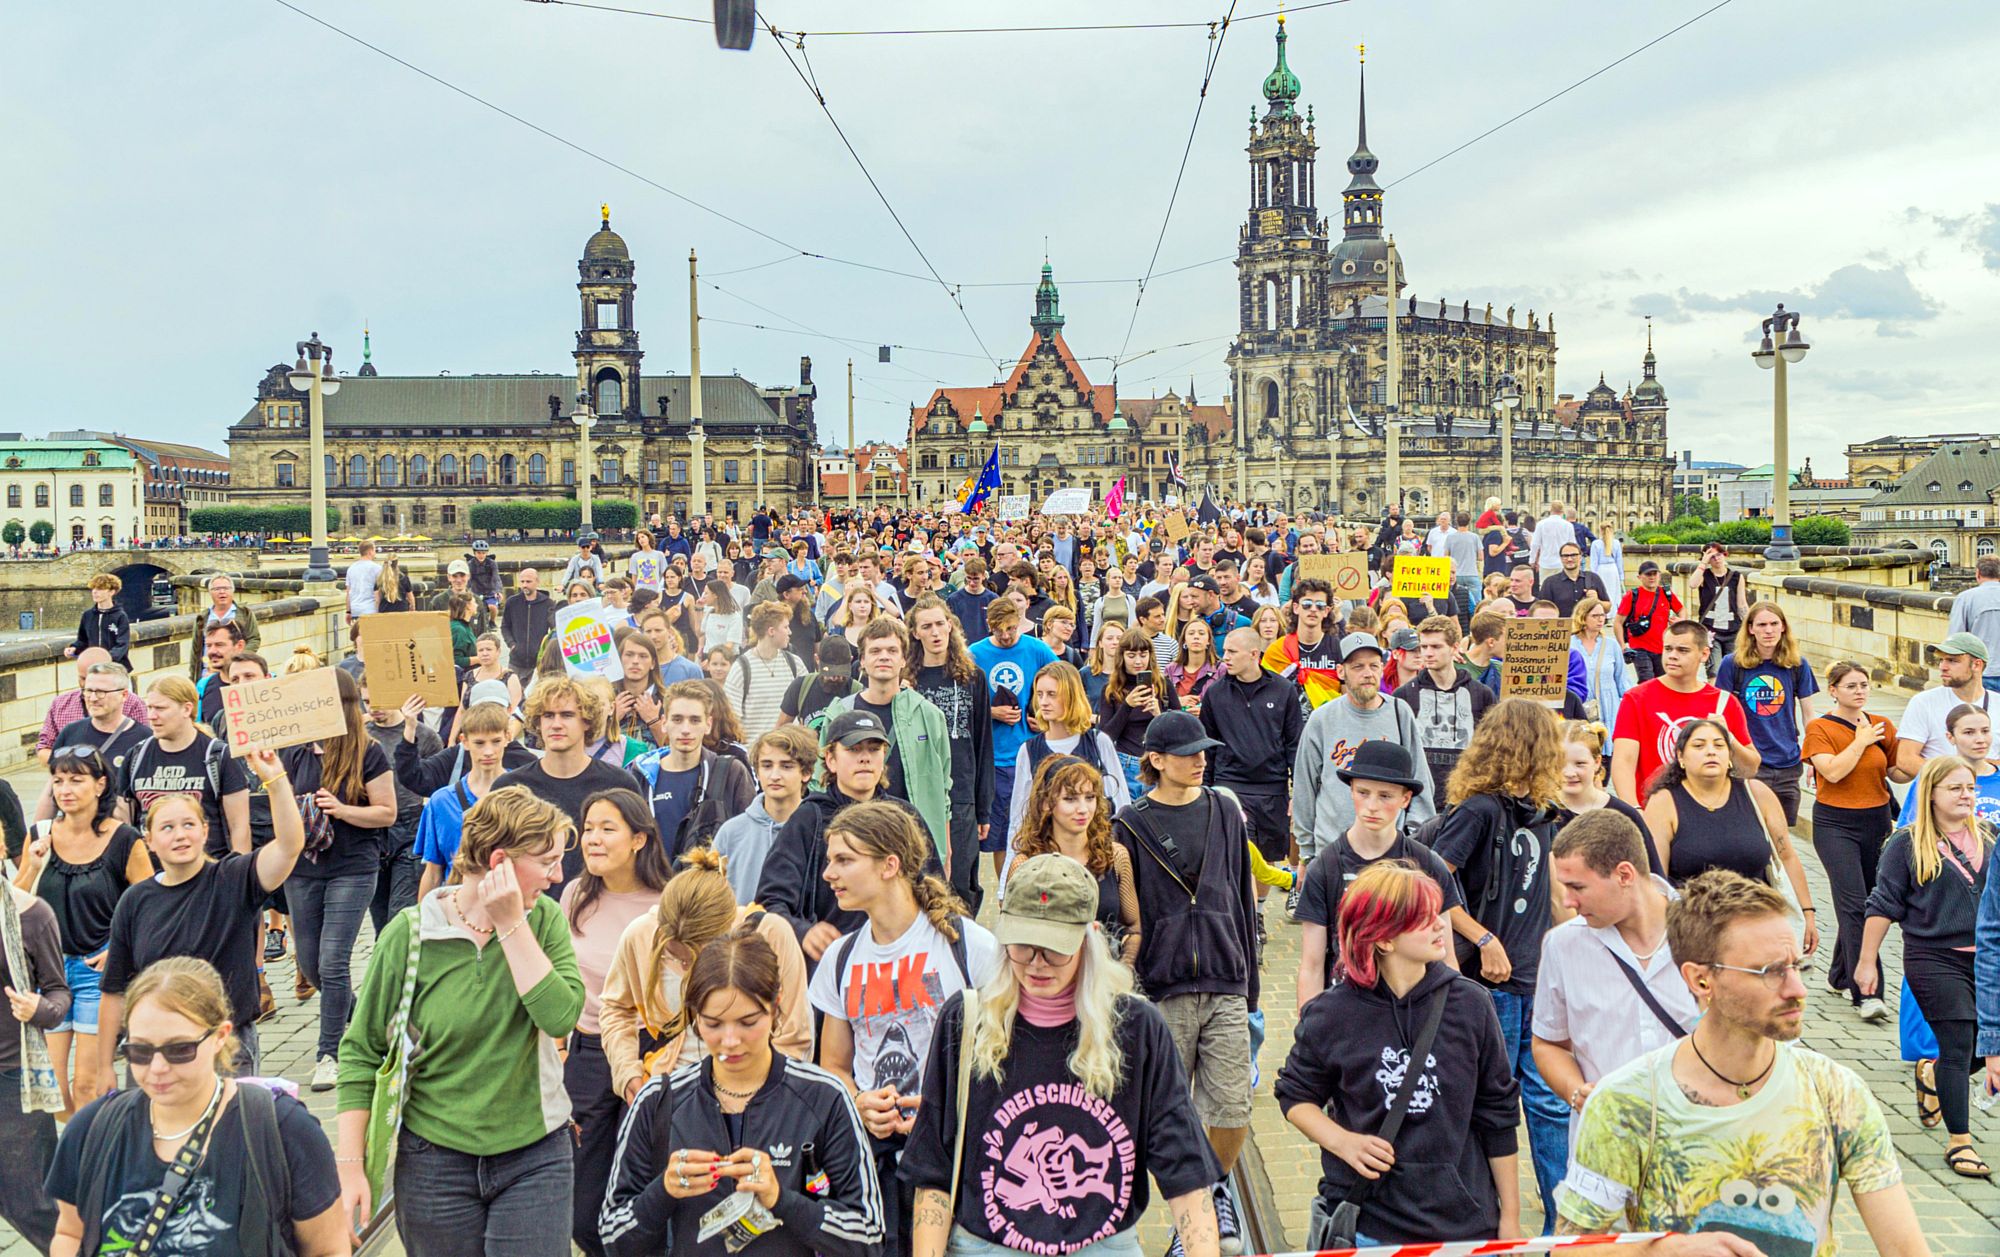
[900,853,1222,1257]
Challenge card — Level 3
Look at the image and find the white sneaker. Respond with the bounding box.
[1858,998,1890,1024]
[312,1055,338,1091]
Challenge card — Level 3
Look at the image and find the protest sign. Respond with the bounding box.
[1501,616,1573,704]
[1162,511,1191,543]
[1296,553,1369,599]
[359,612,458,707]
[1391,555,1453,599]
[996,495,1031,521]
[555,598,626,682]
[219,668,346,756]
[1040,487,1091,516]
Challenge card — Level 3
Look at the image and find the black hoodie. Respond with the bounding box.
[1198,668,1304,794]
[753,785,930,962]
[1273,963,1519,1244]
[1113,789,1259,1012]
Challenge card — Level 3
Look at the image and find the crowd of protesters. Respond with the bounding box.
[0,495,1968,1257]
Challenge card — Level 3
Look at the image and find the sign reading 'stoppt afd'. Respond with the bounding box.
[219,668,347,756]
[359,611,460,707]
[555,598,627,682]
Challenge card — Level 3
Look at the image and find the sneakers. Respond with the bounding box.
[1253,914,1268,964]
[264,928,287,962]
[1284,875,1303,923]
[311,1055,338,1092]
[1164,1230,1186,1257]
[1212,1183,1242,1257]
[1858,997,1890,1024]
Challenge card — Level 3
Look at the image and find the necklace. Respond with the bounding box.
[1689,1034,1775,1100]
[152,1076,224,1142]
[713,1076,760,1101]
[452,887,494,935]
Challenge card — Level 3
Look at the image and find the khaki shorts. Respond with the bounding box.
[1158,991,1252,1128]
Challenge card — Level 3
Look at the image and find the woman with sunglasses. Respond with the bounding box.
[901,853,1221,1257]
[97,747,301,1083]
[1856,754,1994,1178]
[12,746,151,1116]
[335,786,587,1253]
[46,957,348,1256]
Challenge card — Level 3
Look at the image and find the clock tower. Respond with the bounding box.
[1234,14,1326,341]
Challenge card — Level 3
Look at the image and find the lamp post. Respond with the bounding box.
[1493,371,1521,512]
[1752,303,1810,563]
[571,392,597,535]
[753,426,767,507]
[286,333,340,583]
[1382,236,1402,515]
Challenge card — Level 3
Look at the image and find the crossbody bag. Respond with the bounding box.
[1314,986,1448,1248]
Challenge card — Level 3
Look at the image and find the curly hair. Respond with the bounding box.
[1014,756,1115,876]
[1446,696,1564,806]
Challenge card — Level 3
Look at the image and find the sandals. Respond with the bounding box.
[1917,1060,1943,1129]
[1947,1146,1992,1179]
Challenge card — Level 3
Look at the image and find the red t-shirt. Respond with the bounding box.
[1612,679,1752,800]
[1616,585,1682,653]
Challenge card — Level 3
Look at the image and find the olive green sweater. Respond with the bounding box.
[337,889,584,1156]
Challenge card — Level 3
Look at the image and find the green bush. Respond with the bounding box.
[1,521,22,548]
[467,499,637,535]
[28,520,55,546]
[1710,519,1774,545]
[1664,514,1716,539]
[1630,524,1681,544]
[189,505,339,535]
[1791,515,1851,546]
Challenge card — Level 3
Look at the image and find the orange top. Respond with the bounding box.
[1801,713,1898,809]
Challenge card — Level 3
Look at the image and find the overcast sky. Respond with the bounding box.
[6,1,1998,478]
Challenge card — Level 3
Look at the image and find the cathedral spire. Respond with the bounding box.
[1262,12,1301,119]
[1339,46,1384,242]
[358,322,378,377]
[1031,261,1065,339]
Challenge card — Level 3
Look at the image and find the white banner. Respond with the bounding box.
[996,495,1031,521]
[1039,487,1092,516]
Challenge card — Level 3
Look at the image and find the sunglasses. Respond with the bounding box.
[121,1028,214,1067]
[48,747,106,768]
[1297,600,1328,610]
[1005,942,1077,967]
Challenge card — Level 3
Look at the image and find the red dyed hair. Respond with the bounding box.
[1337,861,1445,989]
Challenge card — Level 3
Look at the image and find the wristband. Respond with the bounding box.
[1802,907,1816,914]
[1475,931,1496,950]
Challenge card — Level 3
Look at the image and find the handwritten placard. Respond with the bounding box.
[1161,511,1191,544]
[219,668,347,756]
[1295,553,1369,598]
[359,611,459,707]
[1501,616,1572,704]
[1040,487,1091,516]
[995,495,1031,522]
[555,598,626,682]
[1391,555,1453,599]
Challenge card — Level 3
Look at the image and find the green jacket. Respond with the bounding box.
[817,687,953,860]
[337,890,583,1156]
[187,600,261,678]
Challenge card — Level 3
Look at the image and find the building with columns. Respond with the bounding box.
[226,210,818,532]
[1188,19,1672,526]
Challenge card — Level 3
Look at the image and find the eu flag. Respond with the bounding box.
[960,446,1002,514]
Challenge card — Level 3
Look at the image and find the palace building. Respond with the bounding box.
[226,210,818,532]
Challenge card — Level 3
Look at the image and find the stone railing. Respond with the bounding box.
[0,596,350,771]
[1738,570,1950,691]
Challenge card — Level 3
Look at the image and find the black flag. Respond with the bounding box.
[1196,488,1223,526]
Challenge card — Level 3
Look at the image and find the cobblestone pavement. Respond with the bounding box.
[7,735,2000,1255]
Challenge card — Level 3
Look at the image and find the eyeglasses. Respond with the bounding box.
[1708,959,1811,989]
[121,1029,214,1067]
[83,687,126,697]
[1005,942,1077,966]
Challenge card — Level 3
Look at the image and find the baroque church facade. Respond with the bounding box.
[227,210,818,531]
[1190,19,1672,523]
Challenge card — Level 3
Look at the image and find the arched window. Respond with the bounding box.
[1930,539,1951,564]
[1444,379,1459,407]
[409,454,428,486]
[379,454,399,487]
[596,372,622,415]
[529,453,547,485]
[469,454,488,486]
[1978,537,1996,559]
[1262,380,1279,419]
[349,454,369,487]
[438,454,458,486]
[326,455,339,487]
[499,453,517,486]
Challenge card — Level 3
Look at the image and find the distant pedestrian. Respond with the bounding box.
[1950,556,2000,690]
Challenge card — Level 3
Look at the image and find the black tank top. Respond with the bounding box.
[1666,779,1771,885]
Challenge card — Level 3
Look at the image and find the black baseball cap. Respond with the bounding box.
[1141,711,1224,757]
[823,709,892,748]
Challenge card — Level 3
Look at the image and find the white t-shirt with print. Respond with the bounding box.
[807,914,1001,1097]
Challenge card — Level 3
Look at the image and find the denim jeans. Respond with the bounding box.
[395,1125,574,1257]
[289,870,379,1059]
[984,763,1014,853]
[0,1069,57,1252]
[370,825,424,935]
[1488,989,1569,1234]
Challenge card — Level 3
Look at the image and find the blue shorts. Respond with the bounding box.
[55,954,103,1035]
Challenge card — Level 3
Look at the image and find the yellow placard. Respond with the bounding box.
[219,668,347,756]
[1500,617,1572,704]
[1390,555,1453,599]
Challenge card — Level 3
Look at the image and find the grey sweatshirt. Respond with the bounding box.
[712,796,782,905]
[1290,694,1436,863]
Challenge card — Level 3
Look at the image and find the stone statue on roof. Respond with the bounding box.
[548,394,562,421]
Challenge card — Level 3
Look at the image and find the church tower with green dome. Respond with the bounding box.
[1233,13,1326,344]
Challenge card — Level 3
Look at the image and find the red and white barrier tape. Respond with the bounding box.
[1256,1233,1669,1257]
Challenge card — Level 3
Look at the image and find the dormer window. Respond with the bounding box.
[83,451,101,467]
[1929,481,1942,493]
[1961,481,1975,493]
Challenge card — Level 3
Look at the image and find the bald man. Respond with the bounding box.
[38,647,148,765]
[1200,628,1307,899]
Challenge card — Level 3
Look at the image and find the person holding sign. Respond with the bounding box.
[98,745,305,1079]
[121,676,252,857]
[279,668,398,1093]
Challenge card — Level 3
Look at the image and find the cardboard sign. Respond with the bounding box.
[359,611,459,707]
[1295,553,1370,598]
[1390,555,1454,599]
[220,668,347,756]
[1501,616,1573,704]
[555,598,626,682]
[1161,511,1191,544]
[996,495,1030,522]
[1040,487,1091,516]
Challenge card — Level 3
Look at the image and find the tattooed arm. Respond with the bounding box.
[1166,1186,1220,1257]
[911,1189,953,1257]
